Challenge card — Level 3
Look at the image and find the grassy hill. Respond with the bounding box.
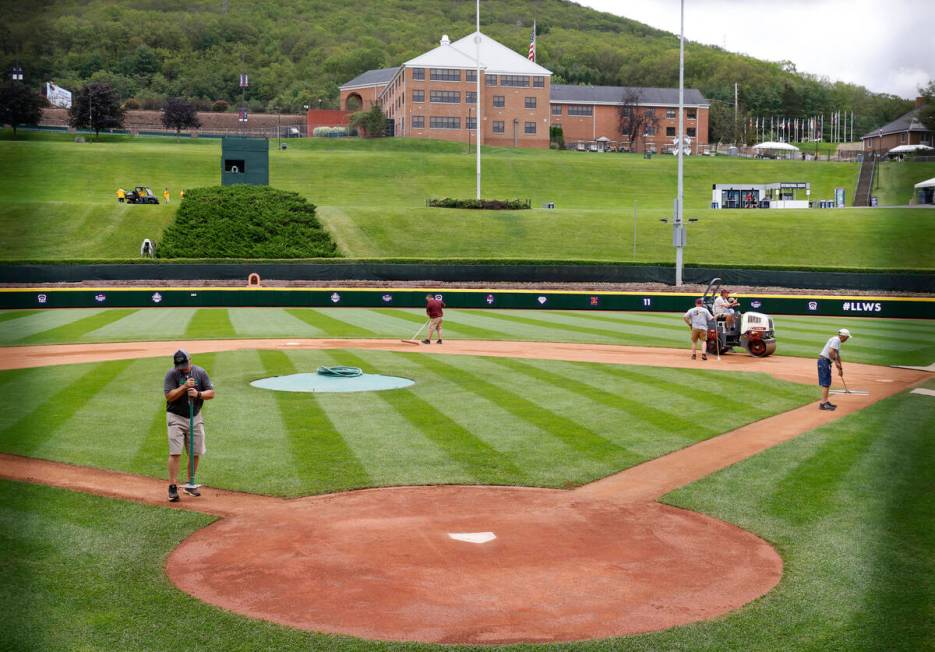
[1,131,932,270]
[3,0,912,137]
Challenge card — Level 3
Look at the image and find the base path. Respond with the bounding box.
[0,340,928,644]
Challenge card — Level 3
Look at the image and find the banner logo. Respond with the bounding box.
[37,293,47,304]
[750,300,762,309]
[381,294,393,303]
[94,293,107,303]
[330,292,341,303]
[808,301,818,311]
[589,296,600,306]
[537,296,548,305]
[842,301,881,312]
[485,294,495,305]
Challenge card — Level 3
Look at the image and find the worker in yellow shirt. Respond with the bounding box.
[179,189,185,201]
[163,188,171,205]
[116,188,126,202]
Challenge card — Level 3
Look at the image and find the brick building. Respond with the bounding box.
[338,31,710,151]
[861,99,932,155]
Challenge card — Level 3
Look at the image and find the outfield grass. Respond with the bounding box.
[4,130,932,269]
[0,349,815,495]
[3,377,931,651]
[1,307,933,367]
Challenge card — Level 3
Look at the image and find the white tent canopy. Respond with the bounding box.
[888,144,934,155]
[914,177,935,189]
[752,141,800,151]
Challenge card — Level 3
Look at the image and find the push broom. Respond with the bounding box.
[401,319,430,345]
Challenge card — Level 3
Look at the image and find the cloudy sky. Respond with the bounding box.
[575,0,934,98]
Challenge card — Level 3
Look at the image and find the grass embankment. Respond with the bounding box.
[874,160,935,206]
[1,307,933,367]
[4,131,932,269]
[2,377,931,651]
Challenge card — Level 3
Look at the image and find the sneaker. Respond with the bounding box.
[421,339,431,344]
[691,353,696,360]
[182,485,201,497]
[436,339,442,344]
[168,484,179,502]
[701,354,708,361]
[819,402,837,411]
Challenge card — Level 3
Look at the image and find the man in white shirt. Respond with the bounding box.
[817,328,851,410]
[713,289,740,327]
[683,298,715,360]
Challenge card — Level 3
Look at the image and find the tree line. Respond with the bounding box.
[0,0,926,138]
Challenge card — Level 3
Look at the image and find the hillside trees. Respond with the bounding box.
[68,82,125,137]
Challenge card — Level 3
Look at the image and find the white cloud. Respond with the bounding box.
[574,0,934,97]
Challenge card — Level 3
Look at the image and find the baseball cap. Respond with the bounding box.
[837,328,851,338]
[173,349,191,368]
[695,297,704,305]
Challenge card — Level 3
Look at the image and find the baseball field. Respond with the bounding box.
[0,305,933,650]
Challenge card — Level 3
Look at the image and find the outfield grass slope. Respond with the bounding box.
[2,132,932,270]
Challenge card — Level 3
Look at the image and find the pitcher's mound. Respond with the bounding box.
[167,485,781,644]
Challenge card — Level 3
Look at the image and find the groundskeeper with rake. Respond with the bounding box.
[817,328,850,411]
[422,294,445,344]
[164,350,214,502]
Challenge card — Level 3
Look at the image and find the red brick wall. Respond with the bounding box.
[863,131,931,154]
[552,104,709,153]
[339,86,383,112]
[306,109,351,131]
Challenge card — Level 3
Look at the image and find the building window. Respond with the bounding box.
[644,108,655,118]
[687,110,697,120]
[430,68,461,81]
[412,68,425,81]
[466,69,477,82]
[430,116,461,129]
[493,120,505,133]
[644,126,656,136]
[551,104,562,115]
[412,89,424,103]
[467,116,477,130]
[493,95,505,108]
[525,121,536,134]
[687,127,696,137]
[666,126,676,137]
[466,91,477,104]
[486,74,497,86]
[532,76,545,88]
[666,109,676,119]
[567,104,593,116]
[621,106,631,117]
[525,96,537,109]
[412,115,424,129]
[500,75,529,87]
[430,90,460,103]
[900,132,908,143]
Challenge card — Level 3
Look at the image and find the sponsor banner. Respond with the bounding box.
[0,289,931,319]
[45,82,72,109]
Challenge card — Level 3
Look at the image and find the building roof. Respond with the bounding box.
[340,67,400,90]
[861,107,931,140]
[551,85,709,106]
[404,31,552,76]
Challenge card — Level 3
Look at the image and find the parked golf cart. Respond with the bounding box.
[702,278,777,357]
[125,186,159,204]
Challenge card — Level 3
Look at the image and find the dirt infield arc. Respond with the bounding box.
[0,340,928,644]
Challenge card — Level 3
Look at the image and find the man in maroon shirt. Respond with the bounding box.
[423,294,445,344]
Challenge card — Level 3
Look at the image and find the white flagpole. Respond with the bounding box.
[475,0,481,200]
[675,0,685,286]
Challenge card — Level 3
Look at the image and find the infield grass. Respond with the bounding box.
[2,378,931,651]
[3,131,932,269]
[1,307,932,367]
[0,349,814,495]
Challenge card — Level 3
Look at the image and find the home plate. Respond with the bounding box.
[448,532,496,544]
[910,388,935,398]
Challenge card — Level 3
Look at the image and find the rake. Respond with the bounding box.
[400,320,430,345]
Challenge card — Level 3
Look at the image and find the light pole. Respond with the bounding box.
[474,0,482,200]
[674,0,686,286]
[303,104,310,138]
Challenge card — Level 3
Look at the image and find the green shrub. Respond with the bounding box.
[157,185,339,258]
[427,197,531,210]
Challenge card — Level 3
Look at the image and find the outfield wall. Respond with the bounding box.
[3,287,932,319]
[2,263,933,293]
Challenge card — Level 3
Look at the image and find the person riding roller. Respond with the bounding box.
[713,288,740,328]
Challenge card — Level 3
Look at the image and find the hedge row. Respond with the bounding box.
[157,185,339,259]
[426,197,532,210]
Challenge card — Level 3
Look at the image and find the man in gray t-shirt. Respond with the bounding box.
[683,298,715,360]
[164,349,214,502]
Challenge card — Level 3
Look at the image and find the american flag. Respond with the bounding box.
[528,21,536,62]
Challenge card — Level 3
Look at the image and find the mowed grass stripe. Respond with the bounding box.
[0,310,41,324]
[185,309,236,338]
[16,308,139,344]
[285,309,377,338]
[130,405,173,478]
[0,359,134,456]
[459,308,659,344]
[409,353,626,459]
[485,357,697,441]
[257,349,369,493]
[328,350,528,483]
[373,308,506,340]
